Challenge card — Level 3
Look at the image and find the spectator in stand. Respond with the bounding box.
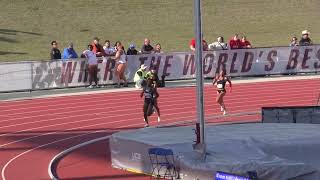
[154,43,163,53]
[189,37,208,51]
[103,40,116,56]
[240,36,252,48]
[50,40,61,60]
[91,37,106,57]
[141,38,154,54]
[289,36,299,47]
[229,34,242,49]
[114,43,128,88]
[208,36,228,50]
[114,41,125,53]
[127,44,138,55]
[83,45,99,88]
[62,42,78,59]
[299,30,313,46]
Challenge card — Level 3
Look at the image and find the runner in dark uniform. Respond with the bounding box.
[212,70,232,115]
[140,79,160,127]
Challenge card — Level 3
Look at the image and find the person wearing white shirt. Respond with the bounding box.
[103,40,116,56]
[208,36,228,50]
[83,45,99,88]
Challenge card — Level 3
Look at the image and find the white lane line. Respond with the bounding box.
[0,92,315,131]
[0,95,312,148]
[2,74,320,103]
[1,129,108,180]
[46,112,262,179]
[0,107,257,148]
[0,81,312,113]
[0,83,316,123]
[0,78,317,110]
[1,77,318,180]
[48,135,111,180]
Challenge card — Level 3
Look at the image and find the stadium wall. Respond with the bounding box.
[0,45,320,92]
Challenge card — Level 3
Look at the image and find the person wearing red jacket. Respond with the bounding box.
[240,36,252,48]
[229,34,241,49]
[91,37,106,57]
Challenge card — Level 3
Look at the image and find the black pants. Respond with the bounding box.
[143,98,154,123]
[88,65,98,85]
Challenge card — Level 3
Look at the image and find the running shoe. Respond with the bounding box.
[144,123,149,128]
[223,110,227,116]
[88,85,94,89]
[157,116,161,122]
[220,106,224,112]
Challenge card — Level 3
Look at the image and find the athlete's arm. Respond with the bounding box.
[140,89,144,98]
[227,77,232,92]
[154,87,159,99]
[212,77,217,85]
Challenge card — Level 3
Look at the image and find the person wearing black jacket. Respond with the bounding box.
[50,41,61,60]
[127,44,138,55]
[299,30,313,46]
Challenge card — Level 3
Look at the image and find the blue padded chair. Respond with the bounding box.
[148,147,177,179]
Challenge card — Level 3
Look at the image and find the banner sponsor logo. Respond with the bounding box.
[1,45,320,91]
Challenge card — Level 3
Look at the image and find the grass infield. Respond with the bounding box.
[0,0,319,62]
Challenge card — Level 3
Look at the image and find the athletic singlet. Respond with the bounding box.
[217,78,227,90]
[118,54,127,64]
[143,86,154,99]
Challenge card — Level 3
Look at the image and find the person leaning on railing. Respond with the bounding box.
[208,36,228,50]
[240,36,252,49]
[127,44,138,55]
[62,42,78,59]
[91,37,106,57]
[289,37,299,47]
[103,40,116,56]
[141,38,154,54]
[299,30,313,46]
[50,40,61,60]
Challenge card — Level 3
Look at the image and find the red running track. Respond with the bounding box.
[0,79,319,180]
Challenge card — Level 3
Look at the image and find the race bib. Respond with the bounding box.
[217,84,223,89]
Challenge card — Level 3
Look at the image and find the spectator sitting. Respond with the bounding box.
[189,37,208,51]
[289,36,299,47]
[62,42,78,59]
[50,40,61,60]
[240,36,252,48]
[141,38,154,54]
[133,64,148,89]
[103,40,116,56]
[154,43,163,53]
[208,36,228,50]
[299,30,313,46]
[127,44,138,55]
[91,37,106,57]
[229,34,242,49]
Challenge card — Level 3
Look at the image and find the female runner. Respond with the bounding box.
[212,70,232,115]
[114,43,128,87]
[140,79,161,127]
